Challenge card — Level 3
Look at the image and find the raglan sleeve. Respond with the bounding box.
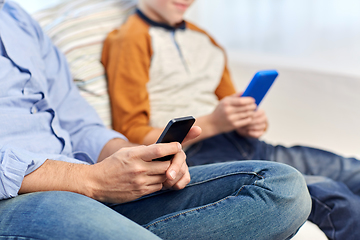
[101,21,154,144]
[214,63,237,100]
[210,38,237,99]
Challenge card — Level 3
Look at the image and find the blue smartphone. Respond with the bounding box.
[153,116,195,161]
[241,70,278,106]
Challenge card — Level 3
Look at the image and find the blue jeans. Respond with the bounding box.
[0,161,310,240]
[186,131,360,240]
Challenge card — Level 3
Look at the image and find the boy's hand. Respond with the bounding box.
[236,109,268,139]
[182,126,202,144]
[209,94,257,134]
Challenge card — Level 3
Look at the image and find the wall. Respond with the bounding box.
[185,0,360,158]
[185,0,360,77]
[15,0,360,78]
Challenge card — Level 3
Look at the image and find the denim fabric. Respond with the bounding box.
[0,191,161,240]
[186,131,360,240]
[0,161,311,240]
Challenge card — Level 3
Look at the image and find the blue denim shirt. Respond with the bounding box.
[0,1,127,199]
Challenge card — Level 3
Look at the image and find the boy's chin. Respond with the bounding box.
[171,20,184,27]
[169,16,185,25]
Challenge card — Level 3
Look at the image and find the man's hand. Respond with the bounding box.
[87,143,182,203]
[236,109,268,139]
[19,127,201,204]
[87,126,201,203]
[161,125,201,190]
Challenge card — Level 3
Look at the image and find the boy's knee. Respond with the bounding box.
[308,179,360,237]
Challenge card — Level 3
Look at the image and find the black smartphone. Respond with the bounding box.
[153,116,196,161]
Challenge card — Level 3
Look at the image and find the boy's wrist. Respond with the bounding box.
[195,114,221,139]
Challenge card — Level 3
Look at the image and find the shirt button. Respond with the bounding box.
[31,106,38,114]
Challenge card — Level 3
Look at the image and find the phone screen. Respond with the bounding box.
[153,116,195,161]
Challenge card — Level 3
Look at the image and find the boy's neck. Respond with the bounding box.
[136,8,186,30]
[137,3,172,26]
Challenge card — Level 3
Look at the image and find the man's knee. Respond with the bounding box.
[256,162,312,236]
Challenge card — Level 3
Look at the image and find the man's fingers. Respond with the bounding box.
[139,183,164,196]
[163,172,190,190]
[143,161,171,175]
[144,174,168,185]
[163,159,190,190]
[166,150,186,181]
[129,143,182,162]
[171,170,191,190]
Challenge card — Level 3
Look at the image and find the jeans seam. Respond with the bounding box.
[145,172,264,229]
[127,171,264,204]
[311,196,336,240]
[145,189,243,229]
[186,171,262,187]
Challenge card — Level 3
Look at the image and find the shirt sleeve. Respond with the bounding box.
[0,145,89,200]
[0,2,126,200]
[29,7,127,162]
[102,15,154,144]
[214,64,237,100]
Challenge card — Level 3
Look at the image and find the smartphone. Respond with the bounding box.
[241,70,278,106]
[153,116,196,161]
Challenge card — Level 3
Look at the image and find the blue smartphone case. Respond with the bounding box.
[241,70,278,106]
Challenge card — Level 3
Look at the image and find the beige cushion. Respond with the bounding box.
[33,0,137,128]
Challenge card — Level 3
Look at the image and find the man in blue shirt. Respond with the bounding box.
[0,1,311,239]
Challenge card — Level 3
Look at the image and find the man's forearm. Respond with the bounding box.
[18,159,92,197]
[19,139,139,198]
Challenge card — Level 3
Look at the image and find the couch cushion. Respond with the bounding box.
[33,0,136,128]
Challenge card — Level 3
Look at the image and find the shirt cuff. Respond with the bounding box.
[0,145,93,200]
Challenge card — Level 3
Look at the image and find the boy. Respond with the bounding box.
[102,0,360,239]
